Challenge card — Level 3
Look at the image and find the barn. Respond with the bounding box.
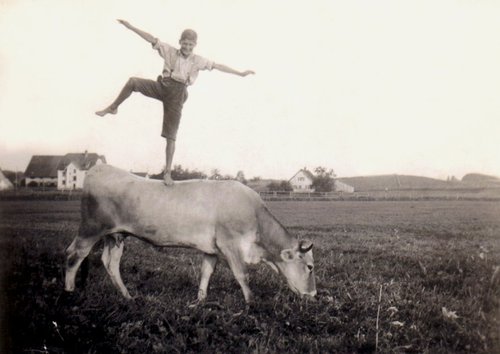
[24,156,62,187]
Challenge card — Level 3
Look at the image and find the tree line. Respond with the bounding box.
[151,165,336,192]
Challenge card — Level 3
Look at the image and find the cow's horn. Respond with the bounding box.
[299,239,313,253]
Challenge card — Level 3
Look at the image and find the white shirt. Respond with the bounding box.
[152,39,214,86]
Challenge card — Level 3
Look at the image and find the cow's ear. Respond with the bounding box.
[280,249,295,262]
[299,239,313,253]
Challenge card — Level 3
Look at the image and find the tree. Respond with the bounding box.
[209,169,222,180]
[235,171,247,184]
[267,180,293,192]
[311,166,336,192]
[151,165,207,180]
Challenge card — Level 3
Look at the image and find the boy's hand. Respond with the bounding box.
[117,19,131,27]
[241,70,255,77]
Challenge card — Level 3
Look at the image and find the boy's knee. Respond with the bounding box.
[126,77,139,89]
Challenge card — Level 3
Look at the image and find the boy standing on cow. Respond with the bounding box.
[96,19,254,185]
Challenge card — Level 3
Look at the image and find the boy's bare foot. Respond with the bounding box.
[95,107,117,117]
[163,173,174,186]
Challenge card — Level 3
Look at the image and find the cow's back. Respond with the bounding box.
[80,165,264,250]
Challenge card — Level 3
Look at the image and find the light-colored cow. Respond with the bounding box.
[64,164,316,303]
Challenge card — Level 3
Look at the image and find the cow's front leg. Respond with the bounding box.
[65,235,101,292]
[197,253,218,302]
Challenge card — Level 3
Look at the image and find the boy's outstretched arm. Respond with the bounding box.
[213,63,255,77]
[117,19,156,44]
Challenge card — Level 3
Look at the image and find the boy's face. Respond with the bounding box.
[179,39,196,57]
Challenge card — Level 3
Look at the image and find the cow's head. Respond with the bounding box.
[276,239,316,298]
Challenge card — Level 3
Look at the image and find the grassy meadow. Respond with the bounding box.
[0,199,499,353]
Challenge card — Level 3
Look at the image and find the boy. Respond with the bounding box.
[96,19,254,185]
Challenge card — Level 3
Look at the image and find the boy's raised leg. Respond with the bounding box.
[96,77,154,117]
[95,106,118,116]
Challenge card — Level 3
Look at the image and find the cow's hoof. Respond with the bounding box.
[304,294,317,302]
[188,299,204,308]
[187,303,198,309]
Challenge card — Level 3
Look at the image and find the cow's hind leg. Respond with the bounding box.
[101,233,131,299]
[65,235,101,292]
[193,253,218,305]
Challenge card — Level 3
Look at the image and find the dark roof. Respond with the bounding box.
[58,153,106,171]
[338,174,449,191]
[301,169,315,180]
[24,152,106,178]
[289,169,315,182]
[25,156,63,178]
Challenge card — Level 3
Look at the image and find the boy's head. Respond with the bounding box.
[179,29,197,57]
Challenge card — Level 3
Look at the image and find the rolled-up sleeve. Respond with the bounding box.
[152,39,173,59]
[197,56,214,71]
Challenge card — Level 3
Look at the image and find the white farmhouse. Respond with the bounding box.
[288,168,355,193]
[25,152,106,189]
[289,169,315,192]
[57,152,106,190]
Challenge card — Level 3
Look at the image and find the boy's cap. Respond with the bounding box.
[180,29,197,43]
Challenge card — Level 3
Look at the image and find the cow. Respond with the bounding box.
[64,164,316,303]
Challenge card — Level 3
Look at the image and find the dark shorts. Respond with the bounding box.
[130,76,188,140]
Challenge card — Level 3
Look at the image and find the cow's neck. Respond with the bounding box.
[257,207,297,261]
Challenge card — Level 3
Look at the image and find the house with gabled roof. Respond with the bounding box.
[289,168,315,192]
[57,152,106,190]
[288,168,355,193]
[24,151,106,189]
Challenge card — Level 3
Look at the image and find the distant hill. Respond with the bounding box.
[462,173,500,188]
[338,175,458,192]
[248,173,500,193]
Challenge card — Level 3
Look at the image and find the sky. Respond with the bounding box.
[1,0,499,180]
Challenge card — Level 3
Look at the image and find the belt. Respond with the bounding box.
[159,75,188,86]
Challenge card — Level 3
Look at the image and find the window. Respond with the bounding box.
[298,177,304,181]
[73,176,77,181]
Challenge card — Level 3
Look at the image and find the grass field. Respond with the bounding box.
[0,199,499,353]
